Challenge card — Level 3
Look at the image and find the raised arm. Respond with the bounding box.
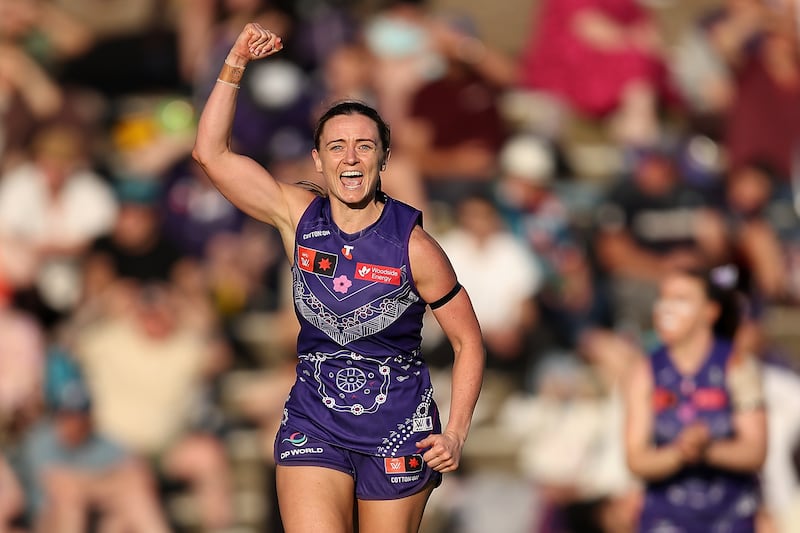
[191,23,314,257]
[409,226,485,473]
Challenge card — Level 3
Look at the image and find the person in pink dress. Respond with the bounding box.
[519,0,675,147]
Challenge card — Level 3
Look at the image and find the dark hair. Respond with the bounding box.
[734,158,779,182]
[313,100,391,166]
[682,266,742,340]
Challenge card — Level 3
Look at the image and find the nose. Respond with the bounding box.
[344,144,358,164]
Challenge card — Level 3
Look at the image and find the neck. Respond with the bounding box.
[668,328,715,374]
[330,196,384,234]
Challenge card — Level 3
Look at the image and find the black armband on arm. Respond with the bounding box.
[428,282,463,310]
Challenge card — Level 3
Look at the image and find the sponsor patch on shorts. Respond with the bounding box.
[383,454,423,475]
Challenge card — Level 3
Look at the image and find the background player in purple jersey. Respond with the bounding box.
[192,22,484,533]
[624,267,767,532]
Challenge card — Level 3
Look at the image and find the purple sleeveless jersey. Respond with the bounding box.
[282,194,440,457]
[639,339,760,533]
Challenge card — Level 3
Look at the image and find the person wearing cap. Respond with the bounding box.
[82,177,184,303]
[12,352,170,533]
[497,134,598,347]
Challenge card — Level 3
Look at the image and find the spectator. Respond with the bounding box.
[0,120,117,324]
[83,178,185,302]
[70,282,234,530]
[398,14,512,206]
[497,134,602,347]
[670,0,768,138]
[0,453,25,533]
[595,148,728,340]
[56,0,185,96]
[0,42,62,173]
[436,193,541,386]
[724,5,800,181]
[518,0,675,148]
[158,157,289,322]
[0,270,45,533]
[160,157,248,259]
[0,300,45,441]
[724,161,788,303]
[500,347,637,533]
[313,42,377,108]
[13,350,170,533]
[362,0,444,127]
[0,0,93,171]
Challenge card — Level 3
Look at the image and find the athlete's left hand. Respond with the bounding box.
[416,431,464,473]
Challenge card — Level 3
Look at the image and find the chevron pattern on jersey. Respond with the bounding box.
[293,268,420,346]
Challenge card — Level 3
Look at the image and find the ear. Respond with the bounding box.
[381,149,391,171]
[312,149,323,173]
[706,300,721,326]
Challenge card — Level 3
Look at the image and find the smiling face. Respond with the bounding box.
[312,113,388,208]
[653,273,719,346]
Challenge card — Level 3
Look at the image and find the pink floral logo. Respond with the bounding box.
[333,275,352,294]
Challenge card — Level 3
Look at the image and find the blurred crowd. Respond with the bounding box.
[0,0,799,532]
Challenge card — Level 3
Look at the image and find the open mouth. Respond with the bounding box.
[340,170,364,190]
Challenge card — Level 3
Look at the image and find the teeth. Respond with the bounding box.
[341,171,363,177]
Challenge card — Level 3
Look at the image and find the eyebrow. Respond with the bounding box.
[325,138,378,146]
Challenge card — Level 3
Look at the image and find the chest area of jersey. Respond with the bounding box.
[651,359,733,441]
[294,233,412,309]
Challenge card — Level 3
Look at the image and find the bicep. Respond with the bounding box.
[194,150,309,230]
[409,227,458,305]
[409,228,481,348]
[726,353,765,412]
[727,352,768,446]
[624,357,654,455]
[732,407,767,448]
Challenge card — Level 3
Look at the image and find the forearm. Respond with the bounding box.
[704,438,765,472]
[15,52,63,117]
[37,3,94,58]
[192,62,245,165]
[600,239,668,281]
[627,444,685,481]
[444,341,485,443]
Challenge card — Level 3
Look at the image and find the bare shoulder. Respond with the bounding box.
[409,224,441,254]
[408,225,457,300]
[409,225,454,275]
[279,182,321,227]
[726,348,757,369]
[625,354,653,396]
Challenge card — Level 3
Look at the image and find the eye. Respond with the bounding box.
[330,145,344,152]
[358,144,374,152]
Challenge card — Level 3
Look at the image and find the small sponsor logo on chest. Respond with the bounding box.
[355,262,401,285]
[298,246,338,277]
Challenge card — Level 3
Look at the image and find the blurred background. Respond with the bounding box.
[0,0,799,532]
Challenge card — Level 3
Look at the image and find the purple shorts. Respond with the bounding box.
[274,425,441,500]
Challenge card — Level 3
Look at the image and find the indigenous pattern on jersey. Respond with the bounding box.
[284,194,440,457]
[639,339,759,533]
